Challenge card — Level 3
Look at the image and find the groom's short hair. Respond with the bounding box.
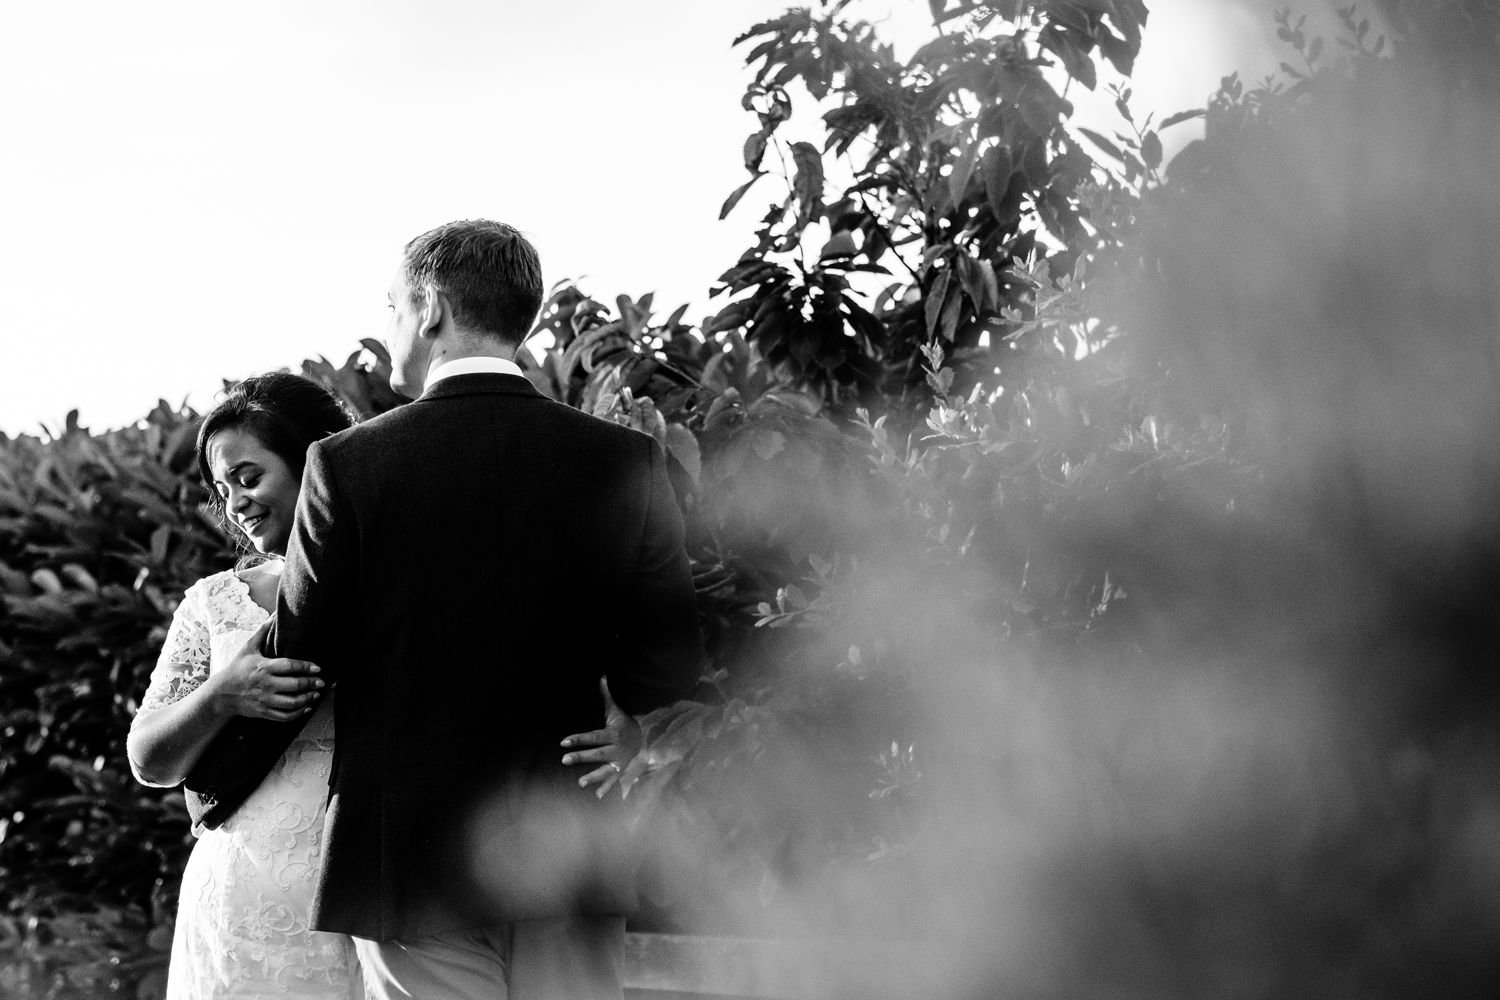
[403,220,543,347]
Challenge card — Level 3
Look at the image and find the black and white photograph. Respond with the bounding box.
[2,2,1498,998]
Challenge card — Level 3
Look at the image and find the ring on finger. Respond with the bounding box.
[607,761,622,774]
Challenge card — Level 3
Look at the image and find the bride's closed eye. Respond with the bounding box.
[215,474,260,499]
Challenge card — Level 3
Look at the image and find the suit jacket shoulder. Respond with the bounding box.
[323,381,659,476]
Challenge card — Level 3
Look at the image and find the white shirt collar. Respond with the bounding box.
[425,355,525,389]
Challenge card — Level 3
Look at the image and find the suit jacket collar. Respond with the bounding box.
[415,371,544,404]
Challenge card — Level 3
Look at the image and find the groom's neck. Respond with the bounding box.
[420,336,519,391]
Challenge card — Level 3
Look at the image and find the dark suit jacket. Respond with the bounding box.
[183,372,702,940]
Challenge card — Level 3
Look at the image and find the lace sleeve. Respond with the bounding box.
[137,580,212,715]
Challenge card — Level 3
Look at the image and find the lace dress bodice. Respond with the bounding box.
[133,568,359,999]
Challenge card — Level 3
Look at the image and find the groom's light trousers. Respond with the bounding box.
[353,914,626,1000]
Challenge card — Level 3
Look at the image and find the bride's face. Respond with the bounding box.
[206,427,301,557]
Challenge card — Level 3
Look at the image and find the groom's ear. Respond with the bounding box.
[418,283,445,340]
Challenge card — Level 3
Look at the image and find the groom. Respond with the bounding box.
[270,220,702,998]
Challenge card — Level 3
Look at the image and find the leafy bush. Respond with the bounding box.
[0,404,229,996]
[0,905,171,1000]
[7,2,1500,997]
[525,4,1500,994]
[0,344,400,996]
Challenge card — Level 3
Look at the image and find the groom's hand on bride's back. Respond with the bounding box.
[560,678,642,798]
[207,620,326,723]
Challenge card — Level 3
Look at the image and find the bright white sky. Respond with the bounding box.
[0,0,1278,435]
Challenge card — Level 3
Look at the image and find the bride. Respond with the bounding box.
[126,372,633,998]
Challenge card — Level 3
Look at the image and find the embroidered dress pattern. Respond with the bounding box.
[135,570,360,999]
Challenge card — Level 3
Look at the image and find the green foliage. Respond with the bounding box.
[712,0,1149,405]
[300,339,407,421]
[564,9,1500,986]
[0,404,224,894]
[487,0,1234,934]
[9,0,1500,993]
[0,350,397,997]
[0,905,170,1000]
[0,0,1239,965]
[0,403,226,996]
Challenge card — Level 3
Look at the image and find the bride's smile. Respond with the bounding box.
[205,427,302,556]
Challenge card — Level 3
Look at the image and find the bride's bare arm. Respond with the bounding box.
[128,667,236,787]
[128,620,325,787]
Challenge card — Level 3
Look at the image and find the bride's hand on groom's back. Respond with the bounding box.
[207,620,326,723]
[593,386,668,449]
[560,678,642,798]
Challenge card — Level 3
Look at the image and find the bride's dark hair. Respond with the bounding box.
[195,372,354,543]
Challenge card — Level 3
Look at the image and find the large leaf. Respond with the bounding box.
[1141,129,1162,170]
[1039,25,1097,91]
[744,131,769,172]
[948,130,981,206]
[982,144,1015,224]
[925,269,952,339]
[789,141,825,229]
[819,231,858,260]
[720,172,767,220]
[1159,108,1206,130]
[1077,127,1124,163]
[665,424,702,485]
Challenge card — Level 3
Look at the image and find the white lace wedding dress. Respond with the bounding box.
[134,569,361,999]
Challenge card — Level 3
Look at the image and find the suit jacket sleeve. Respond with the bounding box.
[265,438,355,679]
[606,439,703,716]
